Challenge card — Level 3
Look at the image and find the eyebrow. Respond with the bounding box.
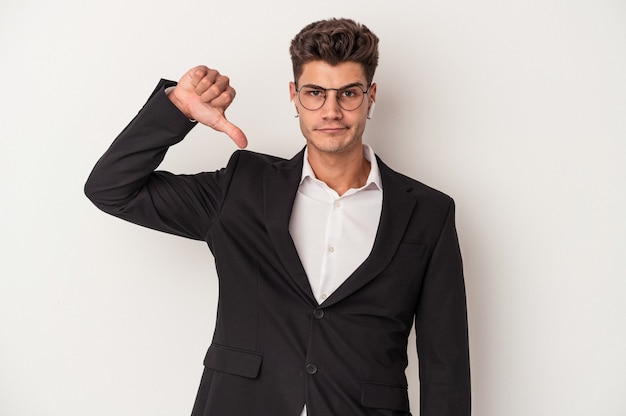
[300,82,367,90]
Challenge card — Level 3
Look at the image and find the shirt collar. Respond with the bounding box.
[300,144,383,192]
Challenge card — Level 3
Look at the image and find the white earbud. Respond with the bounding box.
[367,101,376,119]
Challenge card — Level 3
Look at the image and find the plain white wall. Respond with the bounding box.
[1,0,624,415]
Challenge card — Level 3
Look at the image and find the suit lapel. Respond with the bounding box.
[322,158,417,307]
[263,149,317,303]
[262,151,417,307]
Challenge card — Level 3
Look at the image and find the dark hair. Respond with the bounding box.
[289,18,379,85]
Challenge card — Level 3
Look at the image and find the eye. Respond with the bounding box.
[340,88,359,98]
[303,88,324,97]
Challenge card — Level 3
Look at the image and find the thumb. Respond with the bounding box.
[213,116,248,149]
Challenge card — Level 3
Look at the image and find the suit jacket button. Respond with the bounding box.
[313,309,325,319]
[306,364,318,374]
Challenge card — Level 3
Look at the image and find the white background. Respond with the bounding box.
[1,1,624,415]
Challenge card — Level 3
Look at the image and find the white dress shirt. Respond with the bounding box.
[289,144,383,416]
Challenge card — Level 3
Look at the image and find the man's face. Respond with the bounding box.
[289,61,376,156]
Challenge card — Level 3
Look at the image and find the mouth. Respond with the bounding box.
[316,126,348,134]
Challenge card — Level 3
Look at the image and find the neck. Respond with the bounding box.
[307,145,371,196]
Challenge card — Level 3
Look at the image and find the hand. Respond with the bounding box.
[168,65,248,148]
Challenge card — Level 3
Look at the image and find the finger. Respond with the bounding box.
[187,66,210,87]
[199,75,231,103]
[212,116,248,149]
[195,70,220,96]
[205,85,236,109]
[182,66,206,90]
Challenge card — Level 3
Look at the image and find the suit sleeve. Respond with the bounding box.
[84,79,238,241]
[415,199,471,415]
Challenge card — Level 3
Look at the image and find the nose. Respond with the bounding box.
[320,90,343,119]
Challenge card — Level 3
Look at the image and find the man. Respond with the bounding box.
[85,18,470,416]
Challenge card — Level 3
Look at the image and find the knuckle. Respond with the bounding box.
[208,84,222,95]
[194,65,208,76]
[198,77,212,87]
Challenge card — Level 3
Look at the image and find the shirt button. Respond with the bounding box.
[306,364,318,374]
[334,201,341,208]
[320,293,328,300]
[328,246,335,253]
[313,309,325,319]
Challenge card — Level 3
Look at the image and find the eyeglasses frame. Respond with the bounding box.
[295,82,373,112]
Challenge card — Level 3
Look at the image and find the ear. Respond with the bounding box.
[368,82,377,102]
[289,82,297,102]
[289,82,300,117]
[366,82,377,119]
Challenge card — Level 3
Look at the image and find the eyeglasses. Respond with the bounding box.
[296,83,371,111]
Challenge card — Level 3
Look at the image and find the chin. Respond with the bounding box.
[308,137,359,155]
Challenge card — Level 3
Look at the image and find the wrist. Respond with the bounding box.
[165,86,195,122]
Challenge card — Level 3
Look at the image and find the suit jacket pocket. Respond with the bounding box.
[361,381,409,411]
[204,344,263,379]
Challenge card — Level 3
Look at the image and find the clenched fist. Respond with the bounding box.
[168,65,248,148]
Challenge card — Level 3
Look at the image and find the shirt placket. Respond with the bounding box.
[318,196,343,303]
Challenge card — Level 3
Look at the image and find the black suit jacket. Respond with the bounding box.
[85,80,471,416]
